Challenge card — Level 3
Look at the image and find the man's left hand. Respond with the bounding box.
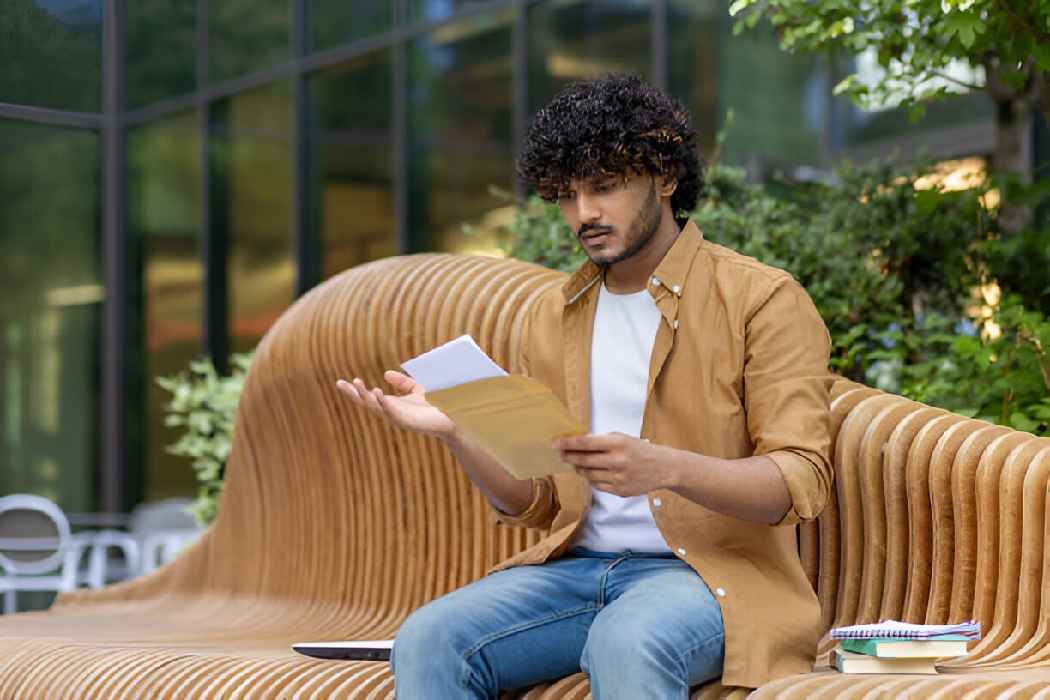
[552,433,677,497]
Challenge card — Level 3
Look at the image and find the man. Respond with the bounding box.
[337,73,833,698]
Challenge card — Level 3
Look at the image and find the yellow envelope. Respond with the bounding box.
[425,374,585,479]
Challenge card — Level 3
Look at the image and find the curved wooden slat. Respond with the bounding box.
[878,406,947,623]
[926,420,999,624]
[901,413,968,622]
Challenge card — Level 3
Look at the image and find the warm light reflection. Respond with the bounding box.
[431,7,514,44]
[967,281,1003,339]
[547,53,633,79]
[46,284,105,307]
[445,204,517,256]
[913,157,986,192]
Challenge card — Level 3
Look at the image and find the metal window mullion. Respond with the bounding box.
[293,0,317,294]
[512,0,528,201]
[0,102,103,129]
[199,0,228,374]
[101,0,127,514]
[651,0,668,92]
[393,0,409,254]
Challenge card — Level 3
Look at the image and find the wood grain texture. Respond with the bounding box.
[0,254,1046,699]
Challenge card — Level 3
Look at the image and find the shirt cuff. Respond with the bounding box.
[490,477,557,529]
[765,448,830,527]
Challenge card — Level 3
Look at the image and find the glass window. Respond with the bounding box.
[407,0,497,25]
[527,0,651,116]
[0,120,101,511]
[407,8,515,254]
[309,1,392,52]
[0,0,102,111]
[713,19,825,169]
[126,1,198,109]
[127,111,203,503]
[209,0,290,84]
[210,82,295,354]
[838,91,994,153]
[667,0,720,160]
[309,51,397,280]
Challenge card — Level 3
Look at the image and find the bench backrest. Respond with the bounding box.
[57,253,1050,672]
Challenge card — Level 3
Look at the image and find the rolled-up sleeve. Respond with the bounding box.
[490,476,559,529]
[744,277,835,527]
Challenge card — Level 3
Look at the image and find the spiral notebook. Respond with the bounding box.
[830,619,981,640]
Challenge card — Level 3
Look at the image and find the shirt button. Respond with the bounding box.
[672,319,679,330]
[716,587,726,597]
[672,284,681,294]
[650,276,660,286]
[677,547,687,557]
[652,497,662,508]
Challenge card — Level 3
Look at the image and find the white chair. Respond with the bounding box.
[77,530,141,589]
[0,494,83,614]
[76,499,203,586]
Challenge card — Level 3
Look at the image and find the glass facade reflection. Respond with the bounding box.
[209,0,290,83]
[309,0,391,52]
[126,1,197,109]
[310,52,397,279]
[1,0,102,112]
[212,83,296,354]
[528,0,651,115]
[0,0,1014,515]
[408,8,515,254]
[128,112,203,503]
[0,120,102,511]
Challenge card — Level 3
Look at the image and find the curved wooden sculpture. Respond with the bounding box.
[0,254,1048,699]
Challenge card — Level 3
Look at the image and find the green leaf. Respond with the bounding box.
[915,188,942,215]
[1009,412,1040,433]
[728,0,751,16]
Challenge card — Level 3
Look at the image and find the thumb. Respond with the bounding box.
[384,370,423,395]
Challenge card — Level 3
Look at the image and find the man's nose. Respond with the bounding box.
[576,192,601,223]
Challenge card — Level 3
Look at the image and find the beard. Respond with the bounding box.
[582,179,663,267]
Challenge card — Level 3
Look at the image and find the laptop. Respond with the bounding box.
[292,639,394,661]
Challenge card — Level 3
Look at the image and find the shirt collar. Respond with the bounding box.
[561,218,705,305]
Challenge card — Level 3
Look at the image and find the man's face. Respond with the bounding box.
[557,171,664,267]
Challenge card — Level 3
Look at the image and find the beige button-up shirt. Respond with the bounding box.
[488,218,834,690]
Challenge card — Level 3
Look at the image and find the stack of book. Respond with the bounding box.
[829,620,981,674]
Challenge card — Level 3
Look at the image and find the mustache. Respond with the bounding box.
[578,224,613,238]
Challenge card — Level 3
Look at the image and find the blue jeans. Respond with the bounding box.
[391,547,725,699]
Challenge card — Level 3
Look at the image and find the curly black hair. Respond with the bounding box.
[516,73,703,219]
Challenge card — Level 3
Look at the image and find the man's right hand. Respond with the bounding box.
[336,371,455,438]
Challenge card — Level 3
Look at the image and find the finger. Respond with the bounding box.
[353,379,383,414]
[384,370,422,395]
[337,378,368,407]
[374,390,405,422]
[560,451,615,469]
[553,433,624,452]
[336,379,356,399]
[575,469,616,492]
[366,387,389,414]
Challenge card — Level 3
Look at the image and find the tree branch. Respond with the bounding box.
[927,69,984,91]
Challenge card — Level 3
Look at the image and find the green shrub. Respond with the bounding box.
[156,353,254,525]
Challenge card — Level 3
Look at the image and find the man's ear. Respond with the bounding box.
[655,174,677,199]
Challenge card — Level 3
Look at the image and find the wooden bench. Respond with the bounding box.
[1,254,1048,699]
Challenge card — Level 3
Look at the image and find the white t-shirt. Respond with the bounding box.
[569,280,673,553]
